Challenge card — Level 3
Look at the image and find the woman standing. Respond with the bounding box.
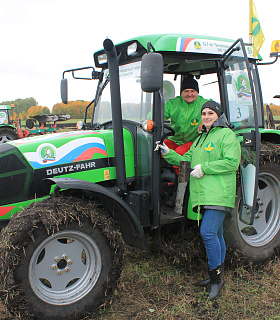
[158,101,241,300]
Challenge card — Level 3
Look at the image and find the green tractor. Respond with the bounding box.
[0,35,280,319]
[0,104,19,142]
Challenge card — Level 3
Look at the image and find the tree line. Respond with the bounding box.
[52,101,93,119]
[0,98,92,120]
[0,98,49,120]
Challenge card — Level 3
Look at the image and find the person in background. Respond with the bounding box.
[157,101,241,300]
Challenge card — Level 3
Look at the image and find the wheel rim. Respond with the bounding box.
[238,171,280,247]
[29,230,102,305]
[0,134,14,143]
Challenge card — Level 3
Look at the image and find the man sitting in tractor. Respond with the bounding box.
[164,75,210,173]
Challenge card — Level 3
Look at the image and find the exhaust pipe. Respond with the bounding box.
[103,39,127,192]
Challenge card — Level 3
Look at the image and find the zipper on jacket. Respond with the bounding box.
[183,104,190,141]
[196,132,205,225]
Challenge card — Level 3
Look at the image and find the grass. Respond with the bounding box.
[91,243,280,320]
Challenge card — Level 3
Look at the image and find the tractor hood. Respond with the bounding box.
[0,129,135,214]
[10,129,134,173]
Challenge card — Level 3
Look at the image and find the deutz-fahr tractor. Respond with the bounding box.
[0,34,280,319]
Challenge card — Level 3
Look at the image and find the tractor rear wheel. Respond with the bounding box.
[225,143,280,264]
[0,196,124,320]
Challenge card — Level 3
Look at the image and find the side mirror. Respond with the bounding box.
[141,52,163,93]
[60,78,68,104]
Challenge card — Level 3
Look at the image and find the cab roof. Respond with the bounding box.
[94,34,258,76]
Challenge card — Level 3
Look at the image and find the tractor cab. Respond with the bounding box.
[91,35,263,227]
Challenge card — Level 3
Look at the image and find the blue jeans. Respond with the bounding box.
[200,209,227,271]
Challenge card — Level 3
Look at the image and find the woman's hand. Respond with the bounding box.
[154,141,170,155]
[191,164,204,178]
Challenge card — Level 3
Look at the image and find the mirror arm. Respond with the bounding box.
[257,55,278,66]
[62,66,101,80]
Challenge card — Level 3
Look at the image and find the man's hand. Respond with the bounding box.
[154,141,170,155]
[190,164,204,178]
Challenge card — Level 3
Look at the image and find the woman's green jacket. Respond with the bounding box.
[164,115,241,210]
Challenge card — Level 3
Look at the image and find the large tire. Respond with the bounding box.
[0,196,124,320]
[0,127,18,143]
[225,142,280,264]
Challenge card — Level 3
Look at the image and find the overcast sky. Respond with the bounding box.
[1,0,280,110]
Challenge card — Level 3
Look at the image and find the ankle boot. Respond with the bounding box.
[194,262,224,287]
[208,265,224,300]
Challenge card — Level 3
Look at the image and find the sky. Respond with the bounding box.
[1,0,280,111]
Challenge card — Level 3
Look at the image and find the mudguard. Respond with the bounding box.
[46,177,149,251]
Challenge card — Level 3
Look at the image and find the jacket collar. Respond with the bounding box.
[195,114,231,148]
[201,113,230,133]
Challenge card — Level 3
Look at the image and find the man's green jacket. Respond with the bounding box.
[164,95,209,145]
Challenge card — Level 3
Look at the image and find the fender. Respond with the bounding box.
[45,177,148,251]
[260,129,280,144]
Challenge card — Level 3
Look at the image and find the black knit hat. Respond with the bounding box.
[181,77,199,93]
[201,101,222,117]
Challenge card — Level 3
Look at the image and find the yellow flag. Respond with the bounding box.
[249,0,265,57]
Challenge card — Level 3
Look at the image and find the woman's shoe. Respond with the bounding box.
[194,262,224,287]
[208,265,225,300]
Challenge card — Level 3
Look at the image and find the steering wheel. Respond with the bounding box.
[160,122,175,144]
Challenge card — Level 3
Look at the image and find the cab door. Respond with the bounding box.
[220,39,260,225]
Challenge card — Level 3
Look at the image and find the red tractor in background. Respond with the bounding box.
[14,114,71,139]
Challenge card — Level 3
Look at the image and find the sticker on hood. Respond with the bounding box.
[24,137,107,168]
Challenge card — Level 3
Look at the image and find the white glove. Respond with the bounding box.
[190,164,204,178]
[154,141,170,155]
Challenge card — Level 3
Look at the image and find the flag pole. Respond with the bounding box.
[249,0,253,45]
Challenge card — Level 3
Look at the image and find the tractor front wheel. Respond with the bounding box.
[0,196,124,320]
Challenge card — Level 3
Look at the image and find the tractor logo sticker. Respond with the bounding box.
[205,142,214,152]
[247,46,253,56]
[232,71,252,102]
[194,41,201,50]
[191,118,199,126]
[39,144,56,163]
[24,137,107,169]
[0,112,7,124]
[176,37,233,54]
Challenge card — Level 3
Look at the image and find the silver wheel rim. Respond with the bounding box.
[238,171,280,247]
[0,134,14,143]
[29,229,102,305]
